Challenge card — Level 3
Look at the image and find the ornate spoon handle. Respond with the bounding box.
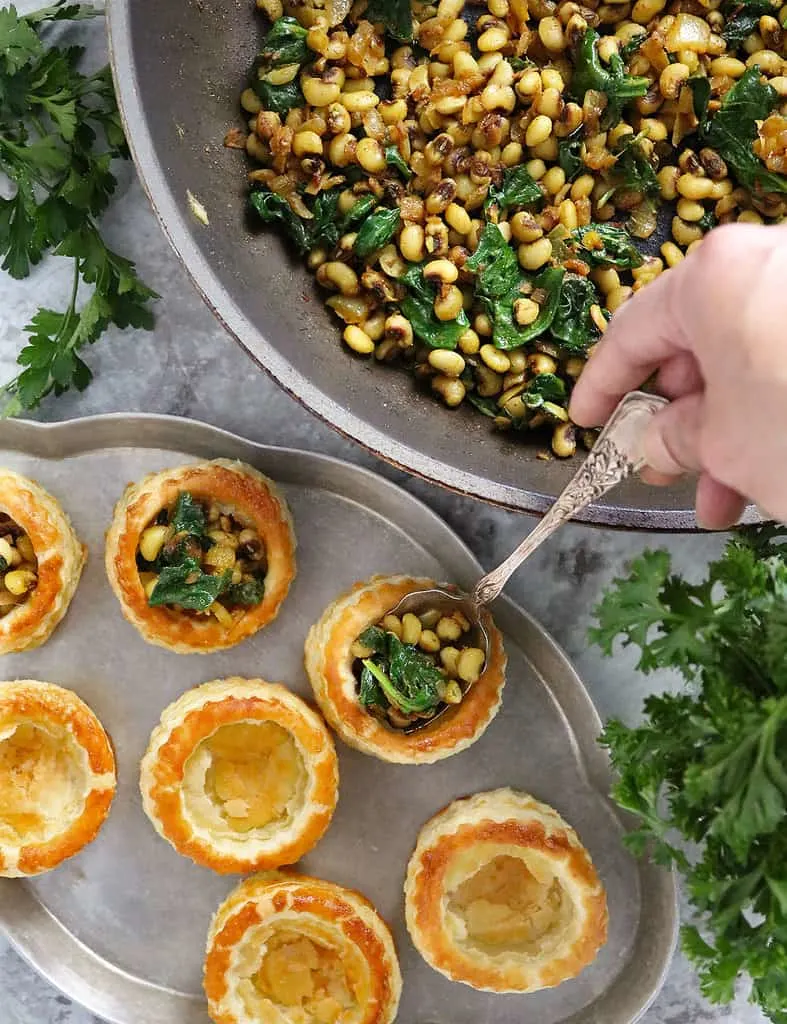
[472,391,668,607]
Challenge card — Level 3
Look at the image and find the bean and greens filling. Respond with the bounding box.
[351,607,485,730]
[234,0,787,459]
[0,514,38,618]
[137,492,267,623]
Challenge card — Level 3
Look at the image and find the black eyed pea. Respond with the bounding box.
[4,569,37,596]
[428,349,466,377]
[0,538,17,566]
[385,314,414,348]
[424,258,459,285]
[528,352,558,375]
[418,628,441,653]
[434,284,465,321]
[139,525,169,563]
[343,325,375,355]
[457,647,485,684]
[382,613,403,638]
[440,646,460,675]
[436,615,463,642]
[431,375,467,407]
[352,640,374,659]
[480,344,511,374]
[443,681,464,704]
[514,297,540,325]
[318,262,361,297]
[402,612,423,645]
[552,423,578,458]
[292,130,324,158]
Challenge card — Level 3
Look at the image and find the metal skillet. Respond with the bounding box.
[391,391,668,679]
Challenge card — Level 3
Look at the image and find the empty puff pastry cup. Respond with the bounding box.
[405,788,609,993]
[0,681,116,878]
[105,459,296,654]
[0,469,86,655]
[204,871,402,1024]
[305,575,506,764]
[140,678,339,874]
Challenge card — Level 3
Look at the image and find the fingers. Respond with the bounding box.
[654,350,703,401]
[642,392,705,475]
[569,269,689,427]
[695,473,746,531]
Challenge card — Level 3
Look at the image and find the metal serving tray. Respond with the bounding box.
[0,414,677,1024]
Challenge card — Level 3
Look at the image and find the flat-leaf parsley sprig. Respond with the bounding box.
[0,1,157,416]
[593,524,787,1022]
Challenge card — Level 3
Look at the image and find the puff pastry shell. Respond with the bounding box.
[105,459,296,653]
[0,680,116,878]
[305,575,506,764]
[204,871,402,1024]
[0,470,85,655]
[140,678,339,874]
[404,788,608,993]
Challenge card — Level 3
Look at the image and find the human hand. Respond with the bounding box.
[569,224,787,529]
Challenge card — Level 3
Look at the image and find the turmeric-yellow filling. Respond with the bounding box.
[203,722,304,833]
[253,931,359,1024]
[0,723,84,844]
[449,854,573,951]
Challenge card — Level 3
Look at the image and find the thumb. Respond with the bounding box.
[642,392,704,476]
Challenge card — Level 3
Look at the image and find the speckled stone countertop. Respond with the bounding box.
[0,17,767,1024]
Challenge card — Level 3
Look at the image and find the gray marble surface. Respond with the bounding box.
[0,17,767,1024]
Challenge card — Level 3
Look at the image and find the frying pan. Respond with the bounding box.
[107,0,703,528]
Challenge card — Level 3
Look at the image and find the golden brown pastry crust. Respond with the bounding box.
[105,459,296,654]
[404,788,609,993]
[204,871,402,1024]
[304,574,506,764]
[0,470,86,655]
[140,678,339,874]
[0,680,116,878]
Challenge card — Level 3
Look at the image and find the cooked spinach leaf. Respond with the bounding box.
[253,16,310,118]
[551,272,601,354]
[467,393,500,418]
[365,0,413,40]
[485,165,543,216]
[250,187,344,254]
[0,555,7,574]
[524,372,567,408]
[570,29,649,124]
[699,210,717,232]
[385,144,412,181]
[611,133,660,198]
[558,128,584,182]
[700,68,787,194]
[223,577,265,607]
[619,32,647,60]
[359,625,388,653]
[148,558,230,611]
[259,16,309,67]
[400,263,469,350]
[361,637,443,716]
[570,224,644,268]
[465,222,520,298]
[169,491,206,537]
[250,190,312,253]
[722,0,773,48]
[354,206,400,261]
[253,77,303,119]
[466,225,564,350]
[359,663,385,707]
[339,194,376,231]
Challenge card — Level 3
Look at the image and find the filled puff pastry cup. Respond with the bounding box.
[105,459,296,654]
[0,469,86,655]
[305,575,506,764]
[140,678,339,874]
[405,788,609,993]
[204,871,402,1024]
[0,681,116,878]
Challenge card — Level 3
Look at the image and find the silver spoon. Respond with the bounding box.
[390,390,669,663]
